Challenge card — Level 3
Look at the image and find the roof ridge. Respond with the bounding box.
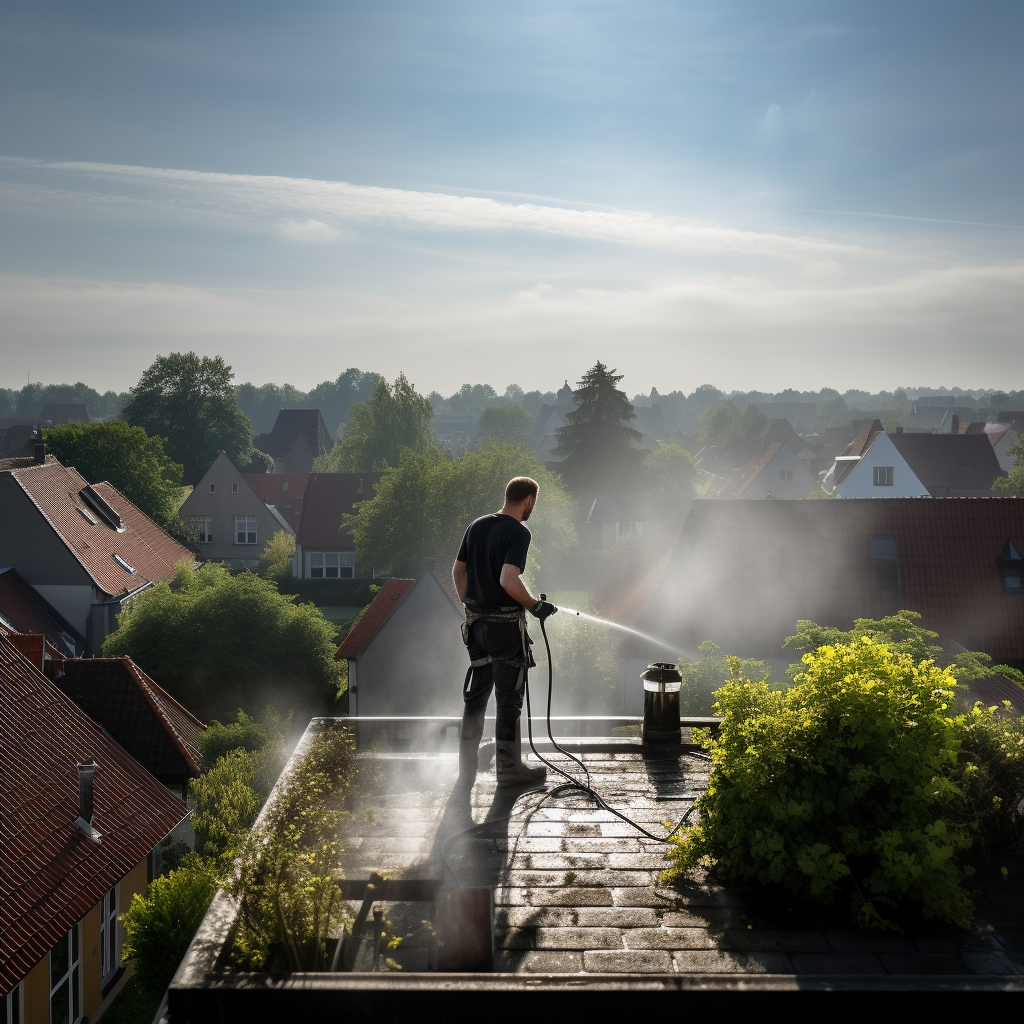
[121,657,203,773]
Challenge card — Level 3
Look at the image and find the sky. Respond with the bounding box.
[0,0,1021,397]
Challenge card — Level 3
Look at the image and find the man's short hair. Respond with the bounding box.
[505,477,539,504]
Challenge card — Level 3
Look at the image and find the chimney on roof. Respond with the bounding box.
[950,414,959,434]
[76,761,102,840]
[33,428,45,464]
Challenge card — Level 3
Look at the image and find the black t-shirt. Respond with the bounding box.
[456,513,531,610]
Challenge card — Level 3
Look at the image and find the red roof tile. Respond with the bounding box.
[242,473,309,532]
[335,579,415,659]
[618,498,1024,662]
[55,658,205,783]
[2,459,193,597]
[0,636,188,993]
[296,473,382,551]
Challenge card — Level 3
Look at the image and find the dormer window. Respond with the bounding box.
[998,540,1022,594]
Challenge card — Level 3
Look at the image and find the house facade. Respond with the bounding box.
[734,442,819,499]
[0,455,192,655]
[293,473,380,579]
[178,453,294,569]
[335,571,466,717]
[832,432,929,497]
[0,636,188,1024]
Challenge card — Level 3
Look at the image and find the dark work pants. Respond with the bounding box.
[464,619,526,742]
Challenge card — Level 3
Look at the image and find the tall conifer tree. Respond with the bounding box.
[551,362,643,495]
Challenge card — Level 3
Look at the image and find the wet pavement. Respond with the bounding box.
[338,748,1024,976]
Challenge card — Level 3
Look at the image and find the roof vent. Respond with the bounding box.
[80,485,124,532]
[76,761,102,841]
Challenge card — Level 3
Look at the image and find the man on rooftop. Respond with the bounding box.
[452,476,557,786]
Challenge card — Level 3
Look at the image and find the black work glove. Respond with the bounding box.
[529,599,558,622]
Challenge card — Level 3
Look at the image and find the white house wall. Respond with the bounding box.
[837,434,929,498]
[739,445,818,499]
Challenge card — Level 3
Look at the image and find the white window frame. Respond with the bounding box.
[309,552,355,578]
[186,515,213,544]
[873,466,894,487]
[235,515,257,545]
[4,982,22,1024]
[49,923,81,1024]
[100,885,120,984]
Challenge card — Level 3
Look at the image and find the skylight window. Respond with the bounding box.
[998,540,1023,594]
[113,553,136,574]
[76,506,99,525]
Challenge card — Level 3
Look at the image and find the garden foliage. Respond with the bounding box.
[120,857,219,998]
[665,638,1018,929]
[676,641,770,715]
[102,561,343,720]
[232,723,356,971]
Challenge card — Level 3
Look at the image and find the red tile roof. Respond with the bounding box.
[0,636,188,993]
[612,498,1024,663]
[2,459,193,597]
[296,473,382,551]
[55,658,205,783]
[335,579,415,660]
[0,567,85,655]
[242,473,309,532]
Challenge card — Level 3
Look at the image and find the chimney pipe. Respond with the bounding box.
[76,761,102,840]
[950,414,959,434]
[33,428,45,465]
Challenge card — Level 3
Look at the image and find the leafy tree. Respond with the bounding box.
[199,709,270,770]
[122,352,253,485]
[740,403,769,438]
[43,420,184,530]
[120,857,219,998]
[642,444,698,506]
[783,610,1022,685]
[346,443,576,580]
[102,562,343,720]
[477,404,534,448]
[259,529,296,581]
[665,639,977,928]
[816,388,849,426]
[314,374,434,472]
[676,641,771,715]
[698,401,745,441]
[993,435,1024,497]
[551,362,643,495]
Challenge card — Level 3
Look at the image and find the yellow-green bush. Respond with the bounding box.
[665,638,982,928]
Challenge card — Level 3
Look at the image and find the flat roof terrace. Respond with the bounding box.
[169,718,1023,1021]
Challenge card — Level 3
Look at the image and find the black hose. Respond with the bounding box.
[522,615,699,844]
[441,609,702,879]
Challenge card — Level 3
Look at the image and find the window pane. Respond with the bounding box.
[311,567,324,578]
[50,935,68,988]
[340,565,354,579]
[326,566,339,577]
[72,966,80,1021]
[50,984,69,1024]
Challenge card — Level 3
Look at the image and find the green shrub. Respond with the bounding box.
[199,709,269,770]
[677,641,770,716]
[665,639,977,929]
[120,856,219,997]
[102,561,343,720]
[232,723,356,971]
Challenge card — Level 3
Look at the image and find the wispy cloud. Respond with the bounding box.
[0,157,887,264]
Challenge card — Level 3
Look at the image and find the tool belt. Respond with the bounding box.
[461,600,535,697]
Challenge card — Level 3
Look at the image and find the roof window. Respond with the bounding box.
[80,485,124,532]
[113,553,137,574]
[998,540,1022,594]
[870,538,897,560]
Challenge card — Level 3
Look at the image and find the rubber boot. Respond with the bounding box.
[496,717,546,787]
[458,707,486,783]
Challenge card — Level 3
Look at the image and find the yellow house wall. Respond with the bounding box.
[81,902,102,1019]
[18,856,150,1024]
[21,955,49,1024]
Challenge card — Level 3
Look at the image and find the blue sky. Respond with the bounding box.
[1,1,1021,394]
